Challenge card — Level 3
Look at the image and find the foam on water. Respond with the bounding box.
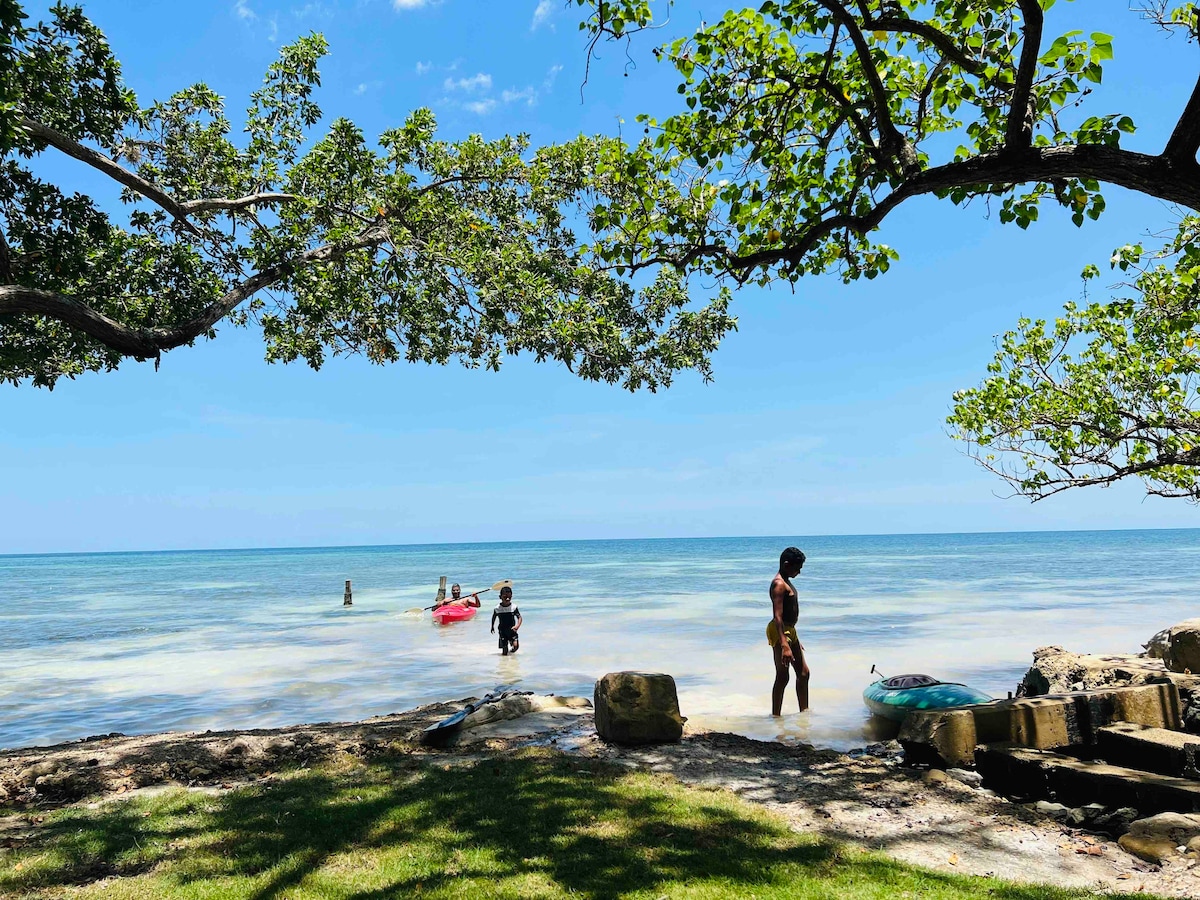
[1,530,1198,751]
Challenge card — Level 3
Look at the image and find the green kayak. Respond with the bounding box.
[863,673,993,722]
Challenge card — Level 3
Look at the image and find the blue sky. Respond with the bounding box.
[3,0,1199,553]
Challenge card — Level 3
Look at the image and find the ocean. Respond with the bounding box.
[2,530,1198,752]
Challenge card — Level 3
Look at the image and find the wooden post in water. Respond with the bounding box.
[434,576,447,605]
[343,580,353,606]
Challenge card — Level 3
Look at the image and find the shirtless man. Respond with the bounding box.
[436,583,482,610]
[768,546,809,715]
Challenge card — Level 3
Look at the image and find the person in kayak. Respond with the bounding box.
[768,546,809,715]
[490,586,521,655]
[436,583,482,610]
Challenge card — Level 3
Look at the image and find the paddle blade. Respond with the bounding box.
[491,579,513,591]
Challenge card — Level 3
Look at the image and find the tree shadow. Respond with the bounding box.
[0,751,1151,900]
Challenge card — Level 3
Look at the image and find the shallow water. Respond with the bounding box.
[2,530,1198,752]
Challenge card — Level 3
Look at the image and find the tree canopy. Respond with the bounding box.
[573,0,1200,500]
[948,222,1200,501]
[5,0,1200,500]
[0,1,733,389]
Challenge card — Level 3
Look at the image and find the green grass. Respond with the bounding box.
[0,750,1155,899]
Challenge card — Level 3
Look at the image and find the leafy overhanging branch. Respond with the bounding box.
[950,217,1200,502]
[0,225,388,357]
[575,1,1196,286]
[0,4,735,390]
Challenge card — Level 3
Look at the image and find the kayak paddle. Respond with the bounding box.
[407,578,512,613]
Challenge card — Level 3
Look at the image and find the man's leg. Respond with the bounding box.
[771,641,790,716]
[790,641,810,712]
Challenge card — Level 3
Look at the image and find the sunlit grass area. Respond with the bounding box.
[0,751,1154,899]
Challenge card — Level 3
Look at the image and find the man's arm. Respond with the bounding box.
[770,578,793,663]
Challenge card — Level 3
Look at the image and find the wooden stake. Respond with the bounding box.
[344,580,353,606]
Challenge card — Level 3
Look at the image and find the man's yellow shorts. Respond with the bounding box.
[766,620,799,648]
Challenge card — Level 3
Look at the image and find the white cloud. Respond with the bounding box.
[444,72,492,93]
[464,99,496,115]
[543,63,563,90]
[502,87,536,106]
[530,0,554,30]
[234,0,256,20]
[291,1,334,19]
[415,61,432,75]
[393,0,430,8]
[354,81,383,95]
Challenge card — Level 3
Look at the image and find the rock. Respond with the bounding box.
[187,767,211,780]
[1066,803,1107,828]
[1019,646,1168,697]
[1188,834,1200,854]
[945,768,983,787]
[861,741,904,760]
[593,672,685,745]
[1160,620,1200,674]
[1146,627,1173,660]
[1034,800,1070,822]
[460,695,536,729]
[32,772,88,800]
[898,708,978,768]
[921,769,949,785]
[1119,833,1178,864]
[17,761,58,785]
[1128,812,1200,845]
[225,736,261,757]
[1094,807,1139,833]
[1185,701,1200,735]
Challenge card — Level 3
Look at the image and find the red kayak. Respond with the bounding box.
[432,604,477,625]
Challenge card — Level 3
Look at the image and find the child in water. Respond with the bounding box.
[490,586,522,655]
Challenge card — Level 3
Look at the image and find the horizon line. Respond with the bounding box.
[3,524,1198,559]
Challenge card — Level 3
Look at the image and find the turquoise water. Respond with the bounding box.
[2,530,1198,752]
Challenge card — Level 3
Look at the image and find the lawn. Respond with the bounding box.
[0,750,1155,899]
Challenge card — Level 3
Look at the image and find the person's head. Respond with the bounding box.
[499,586,513,602]
[779,546,806,577]
[450,583,461,598]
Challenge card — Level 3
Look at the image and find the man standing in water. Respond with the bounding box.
[768,547,809,715]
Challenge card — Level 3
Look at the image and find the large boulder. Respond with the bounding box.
[1127,812,1200,846]
[1018,646,1167,696]
[1118,833,1178,864]
[1157,620,1200,674]
[594,672,685,745]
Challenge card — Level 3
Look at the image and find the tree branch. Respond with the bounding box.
[1005,0,1044,148]
[0,226,390,358]
[652,144,1200,276]
[180,192,299,214]
[814,0,920,174]
[0,225,11,283]
[867,16,986,76]
[17,116,202,236]
[1164,74,1200,162]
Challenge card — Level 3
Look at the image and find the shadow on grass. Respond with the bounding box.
[0,752,1156,900]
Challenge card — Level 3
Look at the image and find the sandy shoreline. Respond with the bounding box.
[1,694,1198,897]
